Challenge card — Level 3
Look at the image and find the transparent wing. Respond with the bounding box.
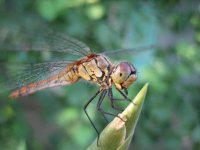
[101,45,155,56]
[0,61,73,92]
[0,27,91,56]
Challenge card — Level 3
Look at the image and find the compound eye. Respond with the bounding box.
[111,62,131,82]
[116,65,130,82]
[111,62,137,90]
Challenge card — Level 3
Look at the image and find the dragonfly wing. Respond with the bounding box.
[0,61,75,97]
[0,27,91,56]
[101,45,155,56]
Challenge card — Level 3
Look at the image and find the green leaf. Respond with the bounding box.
[86,83,149,150]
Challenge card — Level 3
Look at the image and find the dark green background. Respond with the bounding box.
[0,0,199,150]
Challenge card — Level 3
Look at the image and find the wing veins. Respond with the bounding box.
[0,61,73,91]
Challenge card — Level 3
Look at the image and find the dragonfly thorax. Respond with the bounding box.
[111,62,137,90]
[77,54,112,87]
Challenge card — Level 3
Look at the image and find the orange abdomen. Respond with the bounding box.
[10,69,79,98]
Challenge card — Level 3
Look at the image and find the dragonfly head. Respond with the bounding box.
[111,62,137,90]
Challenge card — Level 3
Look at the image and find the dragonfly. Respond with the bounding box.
[0,30,152,146]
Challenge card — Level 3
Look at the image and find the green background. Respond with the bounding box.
[0,0,199,150]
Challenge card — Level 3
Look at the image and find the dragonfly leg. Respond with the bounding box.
[108,88,125,111]
[96,90,109,123]
[96,90,125,122]
[116,89,137,105]
[124,88,128,96]
[116,88,132,102]
[108,88,136,112]
[84,90,101,146]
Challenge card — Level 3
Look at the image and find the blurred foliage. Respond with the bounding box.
[0,0,200,150]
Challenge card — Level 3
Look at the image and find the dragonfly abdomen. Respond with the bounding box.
[10,68,80,98]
